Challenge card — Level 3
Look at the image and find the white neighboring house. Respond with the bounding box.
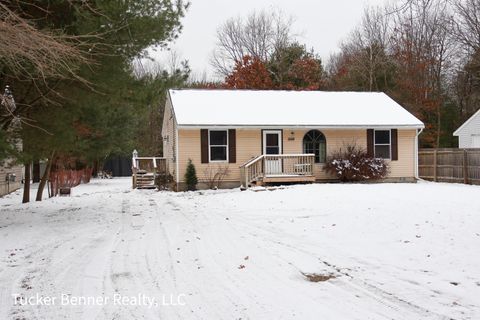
[454,109,480,148]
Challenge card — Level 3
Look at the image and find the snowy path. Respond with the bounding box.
[1,179,479,319]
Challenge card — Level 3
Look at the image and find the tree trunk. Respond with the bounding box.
[22,162,31,204]
[32,160,40,183]
[36,151,55,201]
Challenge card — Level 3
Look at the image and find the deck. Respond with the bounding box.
[240,154,316,187]
[131,153,167,189]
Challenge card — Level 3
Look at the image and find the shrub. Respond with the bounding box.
[203,164,230,189]
[184,159,198,191]
[324,144,388,182]
[155,173,174,191]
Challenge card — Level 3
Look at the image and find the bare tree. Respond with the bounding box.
[339,6,393,91]
[389,0,455,146]
[452,0,480,52]
[451,0,480,117]
[210,9,295,77]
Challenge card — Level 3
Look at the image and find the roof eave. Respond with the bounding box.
[177,124,425,129]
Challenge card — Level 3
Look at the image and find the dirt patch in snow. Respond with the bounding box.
[302,272,336,282]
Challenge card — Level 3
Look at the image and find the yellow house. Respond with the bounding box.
[162,89,424,190]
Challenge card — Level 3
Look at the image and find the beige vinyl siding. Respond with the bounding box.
[177,129,261,183]
[389,129,416,178]
[177,128,417,184]
[284,129,416,179]
[161,98,177,178]
[284,129,367,180]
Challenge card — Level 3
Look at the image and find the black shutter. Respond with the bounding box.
[200,129,209,163]
[228,129,236,163]
[367,129,374,157]
[391,129,398,161]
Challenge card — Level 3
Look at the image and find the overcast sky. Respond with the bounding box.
[151,0,390,80]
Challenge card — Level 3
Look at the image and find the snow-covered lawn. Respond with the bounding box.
[1,179,479,320]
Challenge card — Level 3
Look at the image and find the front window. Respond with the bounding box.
[374,130,391,159]
[209,130,228,162]
[303,130,326,163]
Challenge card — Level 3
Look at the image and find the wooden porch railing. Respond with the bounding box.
[240,154,315,187]
[132,157,167,174]
[132,154,167,189]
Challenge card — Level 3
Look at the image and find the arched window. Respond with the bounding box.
[303,130,326,163]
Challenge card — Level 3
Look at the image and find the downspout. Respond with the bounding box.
[175,125,179,190]
[414,128,424,180]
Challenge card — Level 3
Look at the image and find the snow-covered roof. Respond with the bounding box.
[169,89,424,129]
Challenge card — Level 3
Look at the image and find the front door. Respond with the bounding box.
[263,130,282,175]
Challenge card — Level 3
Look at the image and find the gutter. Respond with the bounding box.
[177,124,425,130]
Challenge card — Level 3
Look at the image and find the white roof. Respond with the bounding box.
[169,89,424,129]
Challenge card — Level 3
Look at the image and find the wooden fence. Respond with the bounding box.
[418,148,480,184]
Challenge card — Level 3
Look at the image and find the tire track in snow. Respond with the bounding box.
[159,195,250,318]
[229,215,453,320]
[103,196,151,320]
[2,190,122,320]
[164,195,323,318]
[103,194,192,319]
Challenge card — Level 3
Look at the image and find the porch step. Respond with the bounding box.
[134,173,156,189]
[252,175,315,185]
[262,175,315,184]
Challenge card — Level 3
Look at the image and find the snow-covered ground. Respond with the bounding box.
[0,179,479,320]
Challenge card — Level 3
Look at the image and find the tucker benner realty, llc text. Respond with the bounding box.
[12,293,186,308]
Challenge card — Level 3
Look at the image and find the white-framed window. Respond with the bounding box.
[303,130,326,163]
[374,129,391,159]
[209,130,228,162]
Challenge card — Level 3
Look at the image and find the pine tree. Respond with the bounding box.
[184,159,198,191]
[0,1,188,202]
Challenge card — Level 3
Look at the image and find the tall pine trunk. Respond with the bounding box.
[36,151,55,201]
[22,162,31,203]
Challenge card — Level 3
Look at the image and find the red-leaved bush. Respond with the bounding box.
[324,144,388,182]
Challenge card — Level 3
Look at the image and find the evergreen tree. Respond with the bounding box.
[0,0,189,202]
[184,159,198,191]
[268,42,325,90]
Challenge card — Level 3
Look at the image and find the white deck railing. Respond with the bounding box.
[240,154,315,187]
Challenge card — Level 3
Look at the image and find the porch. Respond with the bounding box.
[240,154,316,187]
[131,152,167,189]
